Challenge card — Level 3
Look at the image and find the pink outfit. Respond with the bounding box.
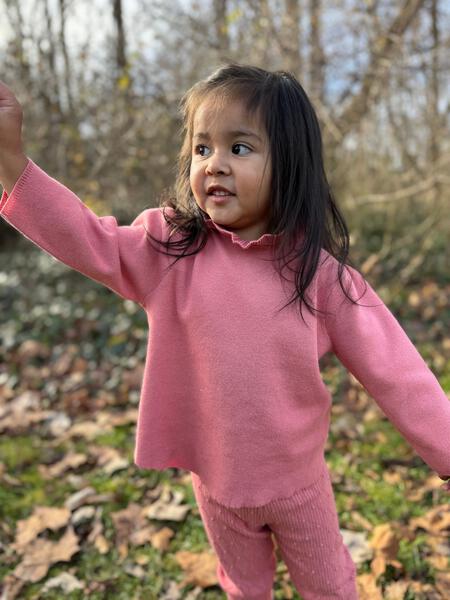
[191,465,358,600]
[1,158,450,512]
[3,157,450,597]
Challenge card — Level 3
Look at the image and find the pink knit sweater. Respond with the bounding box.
[1,158,449,507]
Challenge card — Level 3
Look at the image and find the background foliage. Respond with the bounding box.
[0,1,449,598]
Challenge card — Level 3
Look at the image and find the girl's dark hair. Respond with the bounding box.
[145,62,368,323]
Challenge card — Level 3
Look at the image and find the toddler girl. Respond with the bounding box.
[0,64,449,600]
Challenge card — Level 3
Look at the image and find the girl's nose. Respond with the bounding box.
[205,154,231,176]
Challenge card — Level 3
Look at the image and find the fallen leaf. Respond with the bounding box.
[110,502,150,557]
[0,574,26,600]
[368,523,403,578]
[129,526,157,547]
[410,504,450,534]
[356,573,383,600]
[369,523,399,557]
[384,580,411,599]
[63,421,110,440]
[13,526,80,583]
[349,511,373,531]
[41,572,85,593]
[142,485,191,522]
[341,529,373,564]
[175,550,218,588]
[64,486,97,511]
[12,506,71,554]
[123,562,146,579]
[149,526,175,551]
[39,452,88,478]
[71,505,96,527]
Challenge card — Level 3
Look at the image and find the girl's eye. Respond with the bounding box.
[232,143,251,155]
[193,143,251,157]
[194,144,209,157]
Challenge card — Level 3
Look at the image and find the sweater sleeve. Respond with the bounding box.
[323,259,450,478]
[0,158,166,307]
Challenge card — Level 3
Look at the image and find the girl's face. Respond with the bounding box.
[189,97,272,242]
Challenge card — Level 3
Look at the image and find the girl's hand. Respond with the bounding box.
[0,80,25,158]
[0,80,28,193]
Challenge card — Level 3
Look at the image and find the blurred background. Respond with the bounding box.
[0,0,449,282]
[0,1,449,599]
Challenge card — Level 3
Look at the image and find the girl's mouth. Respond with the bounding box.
[208,193,235,203]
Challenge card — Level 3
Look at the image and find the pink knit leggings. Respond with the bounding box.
[190,464,358,600]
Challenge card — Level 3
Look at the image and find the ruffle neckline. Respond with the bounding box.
[205,218,282,249]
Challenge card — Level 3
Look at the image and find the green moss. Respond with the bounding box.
[93,425,134,452]
[0,463,78,527]
[87,471,142,507]
[0,435,42,470]
[397,535,435,581]
[438,371,450,393]
[355,476,425,523]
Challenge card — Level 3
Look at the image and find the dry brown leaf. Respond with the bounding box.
[410,503,450,534]
[368,523,399,558]
[12,506,71,554]
[349,511,373,531]
[382,470,403,484]
[356,573,383,600]
[368,523,404,578]
[129,525,158,547]
[0,409,54,434]
[86,506,104,545]
[143,501,191,522]
[13,526,80,583]
[341,529,373,564]
[384,580,411,599]
[16,340,50,362]
[149,526,175,551]
[123,563,146,579]
[94,534,110,554]
[71,505,96,526]
[89,445,129,474]
[428,554,449,570]
[39,452,88,479]
[435,570,450,598]
[63,421,110,440]
[279,577,294,599]
[370,554,387,578]
[425,531,450,556]
[175,550,218,588]
[41,572,85,593]
[64,486,97,511]
[104,408,138,426]
[141,486,191,523]
[110,502,149,557]
[52,351,74,376]
[0,574,26,600]
[408,580,441,599]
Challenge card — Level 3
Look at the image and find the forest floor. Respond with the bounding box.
[0,242,449,600]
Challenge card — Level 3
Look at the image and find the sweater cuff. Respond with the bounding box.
[0,157,33,214]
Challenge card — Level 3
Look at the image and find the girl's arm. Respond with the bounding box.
[0,152,28,195]
[322,258,450,482]
[0,80,166,307]
[0,159,167,307]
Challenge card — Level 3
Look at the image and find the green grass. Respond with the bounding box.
[1,247,449,599]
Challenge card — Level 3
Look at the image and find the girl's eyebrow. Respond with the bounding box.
[193,129,262,142]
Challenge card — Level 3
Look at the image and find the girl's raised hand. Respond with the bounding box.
[0,80,28,193]
[0,80,25,158]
